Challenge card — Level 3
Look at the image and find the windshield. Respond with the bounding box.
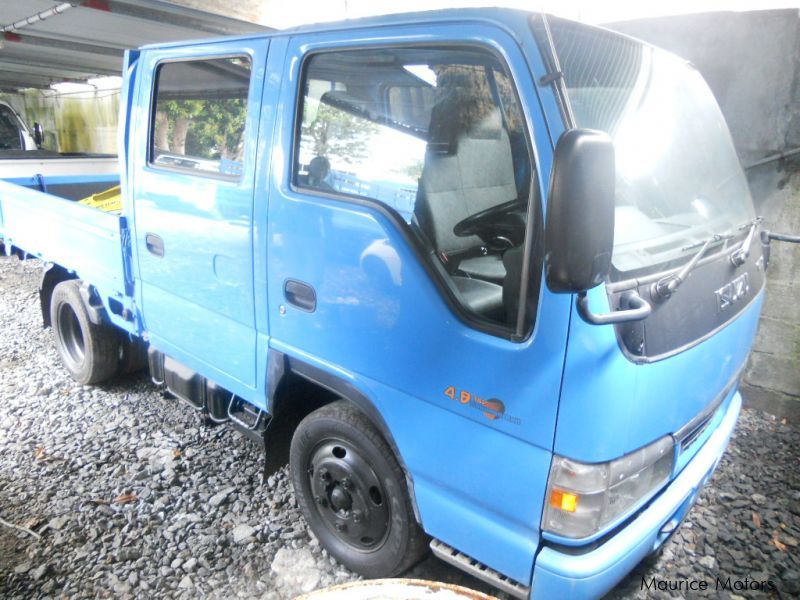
[541,19,755,277]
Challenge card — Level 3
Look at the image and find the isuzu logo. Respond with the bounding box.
[715,273,750,312]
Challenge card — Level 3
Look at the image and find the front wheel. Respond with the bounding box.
[290,401,428,577]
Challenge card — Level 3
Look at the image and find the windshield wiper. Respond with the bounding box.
[730,216,762,266]
[652,233,730,300]
[652,217,762,300]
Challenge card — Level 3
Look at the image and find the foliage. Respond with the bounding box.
[401,158,424,181]
[300,102,378,165]
[156,97,247,160]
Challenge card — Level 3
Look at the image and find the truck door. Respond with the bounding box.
[132,39,268,393]
[265,25,572,585]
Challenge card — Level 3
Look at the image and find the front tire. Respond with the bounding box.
[290,401,428,577]
[50,280,120,385]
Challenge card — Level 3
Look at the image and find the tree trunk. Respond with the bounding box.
[171,117,190,155]
[154,111,170,152]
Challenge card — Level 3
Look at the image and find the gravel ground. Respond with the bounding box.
[0,255,798,599]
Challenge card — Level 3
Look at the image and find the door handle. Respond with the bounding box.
[284,279,316,312]
[145,233,164,257]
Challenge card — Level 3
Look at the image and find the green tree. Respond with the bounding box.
[301,102,378,165]
[156,97,247,160]
[401,158,424,181]
[187,98,247,160]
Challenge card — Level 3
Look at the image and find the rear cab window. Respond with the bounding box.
[149,56,251,179]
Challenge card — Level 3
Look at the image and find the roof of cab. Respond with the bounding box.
[138,7,534,51]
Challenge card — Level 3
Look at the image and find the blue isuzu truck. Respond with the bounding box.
[1,9,797,598]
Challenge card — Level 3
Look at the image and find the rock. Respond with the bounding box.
[48,515,69,530]
[751,493,767,505]
[136,448,156,461]
[696,516,712,530]
[699,556,715,571]
[30,564,48,581]
[270,548,321,595]
[119,548,142,562]
[232,524,255,544]
[209,487,235,507]
[781,535,798,547]
[14,562,31,574]
[183,557,198,572]
[782,570,800,595]
[113,581,132,594]
[178,575,194,589]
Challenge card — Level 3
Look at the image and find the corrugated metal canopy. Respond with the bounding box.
[0,1,271,90]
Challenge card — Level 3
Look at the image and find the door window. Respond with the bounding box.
[295,47,537,332]
[150,56,251,178]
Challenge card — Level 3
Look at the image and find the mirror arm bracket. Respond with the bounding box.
[577,290,652,326]
[765,231,800,244]
[760,230,800,270]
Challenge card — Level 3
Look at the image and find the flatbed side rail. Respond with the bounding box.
[0,179,134,332]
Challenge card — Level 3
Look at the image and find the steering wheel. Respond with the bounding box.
[453,199,522,238]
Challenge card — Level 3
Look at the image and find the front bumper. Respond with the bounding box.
[530,391,742,599]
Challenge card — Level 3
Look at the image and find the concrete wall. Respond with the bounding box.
[610,9,800,165]
[744,165,800,421]
[609,10,800,421]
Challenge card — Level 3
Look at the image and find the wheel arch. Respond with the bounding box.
[266,349,423,526]
[40,263,77,328]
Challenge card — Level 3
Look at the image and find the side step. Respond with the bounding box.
[148,348,270,446]
[430,539,530,599]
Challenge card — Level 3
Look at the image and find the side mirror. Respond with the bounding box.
[544,129,615,293]
[33,122,44,147]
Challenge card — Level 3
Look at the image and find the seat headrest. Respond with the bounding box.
[466,108,503,140]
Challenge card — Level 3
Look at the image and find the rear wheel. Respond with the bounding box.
[290,401,428,577]
[118,335,148,375]
[50,280,120,385]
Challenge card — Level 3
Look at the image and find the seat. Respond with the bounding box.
[501,245,524,322]
[458,254,506,283]
[451,276,504,322]
[415,108,517,283]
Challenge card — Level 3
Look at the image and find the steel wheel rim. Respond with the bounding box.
[307,439,391,552]
[58,303,85,367]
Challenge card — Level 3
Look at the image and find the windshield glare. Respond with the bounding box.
[544,20,755,276]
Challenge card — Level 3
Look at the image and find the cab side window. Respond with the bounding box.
[150,56,251,178]
[295,47,535,332]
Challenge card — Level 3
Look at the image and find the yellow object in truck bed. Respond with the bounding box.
[78,185,122,213]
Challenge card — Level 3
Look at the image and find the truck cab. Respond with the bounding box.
[0,9,777,598]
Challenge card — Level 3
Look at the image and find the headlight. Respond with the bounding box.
[542,436,674,539]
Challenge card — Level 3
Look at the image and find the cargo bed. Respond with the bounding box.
[0,177,129,323]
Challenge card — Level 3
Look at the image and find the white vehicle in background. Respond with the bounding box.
[0,100,117,194]
[0,100,38,151]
